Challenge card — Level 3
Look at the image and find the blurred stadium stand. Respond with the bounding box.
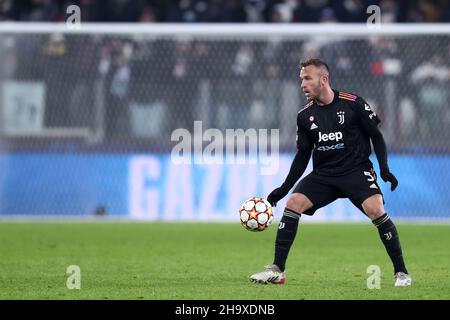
[0,1,449,220]
[1,26,449,153]
[0,0,450,23]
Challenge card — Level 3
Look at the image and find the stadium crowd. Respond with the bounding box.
[4,31,447,150]
[0,0,449,152]
[0,0,449,23]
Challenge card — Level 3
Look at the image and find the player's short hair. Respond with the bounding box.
[300,58,330,74]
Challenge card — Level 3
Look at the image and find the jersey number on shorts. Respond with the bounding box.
[364,171,375,182]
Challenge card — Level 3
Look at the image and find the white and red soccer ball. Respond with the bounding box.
[239,197,274,232]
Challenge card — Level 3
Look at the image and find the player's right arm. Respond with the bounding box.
[267,113,313,207]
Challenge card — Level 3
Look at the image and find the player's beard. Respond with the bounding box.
[307,84,321,101]
[311,81,324,101]
[305,91,316,101]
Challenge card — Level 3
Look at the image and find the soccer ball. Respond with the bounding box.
[239,197,274,232]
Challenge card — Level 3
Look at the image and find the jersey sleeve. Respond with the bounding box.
[353,97,381,132]
[296,113,314,151]
[353,97,389,170]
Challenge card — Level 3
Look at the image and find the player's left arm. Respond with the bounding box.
[354,98,398,191]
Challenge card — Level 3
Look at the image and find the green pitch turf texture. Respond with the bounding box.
[0,222,448,300]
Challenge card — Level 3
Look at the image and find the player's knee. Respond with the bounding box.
[362,195,385,220]
[363,203,385,220]
[286,193,313,213]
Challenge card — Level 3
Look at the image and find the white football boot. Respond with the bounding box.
[394,272,412,286]
[250,264,286,284]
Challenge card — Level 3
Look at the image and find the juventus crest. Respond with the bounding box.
[337,111,345,125]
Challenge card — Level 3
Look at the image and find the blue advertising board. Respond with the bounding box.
[0,154,449,221]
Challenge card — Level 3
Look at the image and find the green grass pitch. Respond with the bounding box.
[0,222,449,300]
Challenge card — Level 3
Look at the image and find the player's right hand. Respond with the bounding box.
[267,187,289,207]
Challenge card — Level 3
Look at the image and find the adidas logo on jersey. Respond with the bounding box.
[318,131,343,142]
[310,123,318,130]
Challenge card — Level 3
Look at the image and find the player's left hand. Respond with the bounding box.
[380,169,398,191]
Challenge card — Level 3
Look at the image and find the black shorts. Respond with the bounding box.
[293,165,383,216]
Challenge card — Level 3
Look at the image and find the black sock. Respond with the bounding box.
[373,213,408,274]
[273,208,301,272]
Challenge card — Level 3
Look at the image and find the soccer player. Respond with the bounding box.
[250,58,411,286]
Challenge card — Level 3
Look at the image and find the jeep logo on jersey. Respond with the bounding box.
[318,131,343,142]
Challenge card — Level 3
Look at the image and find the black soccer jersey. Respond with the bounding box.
[296,89,381,176]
